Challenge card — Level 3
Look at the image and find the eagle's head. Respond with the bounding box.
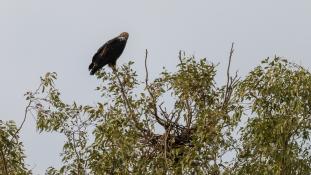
[119,32,129,40]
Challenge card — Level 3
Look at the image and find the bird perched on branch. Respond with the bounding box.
[88,32,129,75]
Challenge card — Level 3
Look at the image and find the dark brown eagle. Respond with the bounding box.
[88,32,129,75]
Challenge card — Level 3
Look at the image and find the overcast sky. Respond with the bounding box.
[1,0,311,174]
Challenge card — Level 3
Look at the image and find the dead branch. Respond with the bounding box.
[144,50,167,128]
[222,42,239,109]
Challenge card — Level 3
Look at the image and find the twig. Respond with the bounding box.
[158,104,170,121]
[13,101,31,140]
[178,51,183,64]
[12,84,42,142]
[144,50,149,85]
[227,43,234,87]
[223,42,235,108]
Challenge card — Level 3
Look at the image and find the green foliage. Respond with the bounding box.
[235,57,311,175]
[4,53,311,174]
[0,120,31,175]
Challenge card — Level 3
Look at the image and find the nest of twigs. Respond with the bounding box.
[141,125,196,151]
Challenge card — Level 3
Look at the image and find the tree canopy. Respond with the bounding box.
[1,50,310,175]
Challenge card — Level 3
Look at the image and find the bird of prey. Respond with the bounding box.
[88,32,129,75]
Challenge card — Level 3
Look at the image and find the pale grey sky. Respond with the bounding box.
[1,0,311,174]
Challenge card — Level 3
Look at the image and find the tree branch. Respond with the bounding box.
[223,42,237,109]
[12,84,42,143]
[112,66,147,133]
[144,50,167,128]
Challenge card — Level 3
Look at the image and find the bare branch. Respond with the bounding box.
[227,43,234,88]
[158,103,170,122]
[144,50,167,128]
[222,42,237,109]
[178,50,183,64]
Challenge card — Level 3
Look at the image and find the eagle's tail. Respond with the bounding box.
[90,64,103,75]
[90,69,96,75]
[89,61,109,75]
[88,62,94,70]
